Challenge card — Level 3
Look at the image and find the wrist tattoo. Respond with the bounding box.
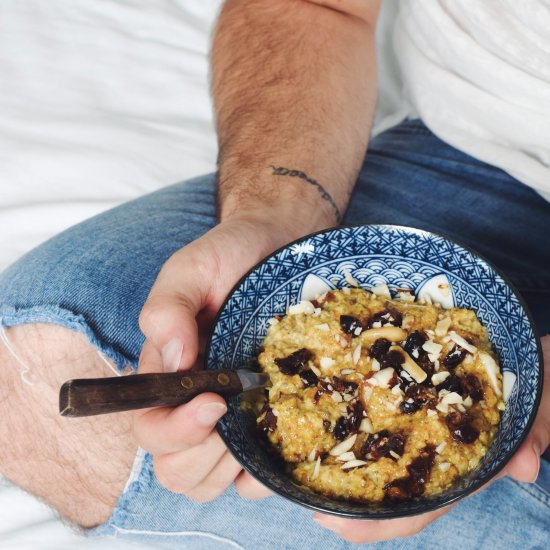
[269,166,342,223]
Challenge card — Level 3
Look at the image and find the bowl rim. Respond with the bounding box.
[207,223,544,519]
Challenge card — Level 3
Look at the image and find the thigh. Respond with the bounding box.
[345,120,550,336]
[0,174,218,371]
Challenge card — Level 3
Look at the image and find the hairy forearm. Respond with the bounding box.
[211,0,380,236]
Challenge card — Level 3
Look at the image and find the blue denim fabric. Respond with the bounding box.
[1,120,549,549]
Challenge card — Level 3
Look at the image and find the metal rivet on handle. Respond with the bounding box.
[217,373,230,386]
[181,376,194,389]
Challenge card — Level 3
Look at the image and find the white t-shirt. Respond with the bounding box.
[391,0,550,202]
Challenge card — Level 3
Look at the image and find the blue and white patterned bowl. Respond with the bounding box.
[206,224,543,518]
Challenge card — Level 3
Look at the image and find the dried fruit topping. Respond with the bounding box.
[443,345,467,369]
[275,348,314,375]
[334,416,349,441]
[370,338,392,361]
[436,373,463,394]
[399,384,437,414]
[346,400,364,433]
[332,401,364,440]
[258,408,277,433]
[445,412,479,444]
[403,331,427,358]
[323,419,332,432]
[361,430,406,461]
[340,315,363,337]
[368,308,403,328]
[299,369,319,387]
[402,331,434,378]
[332,376,359,395]
[379,349,404,370]
[461,374,484,402]
[384,445,436,500]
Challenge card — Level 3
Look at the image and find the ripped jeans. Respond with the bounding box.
[1,120,549,549]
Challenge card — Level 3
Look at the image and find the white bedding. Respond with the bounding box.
[0,1,400,547]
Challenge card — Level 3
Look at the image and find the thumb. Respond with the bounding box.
[506,334,550,483]
[139,291,201,373]
[505,433,543,483]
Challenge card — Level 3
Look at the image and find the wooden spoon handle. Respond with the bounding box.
[59,370,242,417]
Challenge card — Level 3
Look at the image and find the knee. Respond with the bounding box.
[0,324,137,528]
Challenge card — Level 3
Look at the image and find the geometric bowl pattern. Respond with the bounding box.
[207,224,543,518]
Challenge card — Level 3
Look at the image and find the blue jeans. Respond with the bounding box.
[1,120,549,549]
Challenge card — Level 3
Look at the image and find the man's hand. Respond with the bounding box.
[133,217,296,502]
[315,334,550,543]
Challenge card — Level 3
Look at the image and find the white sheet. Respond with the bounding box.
[0,1,401,547]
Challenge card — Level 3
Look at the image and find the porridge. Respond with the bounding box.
[255,286,503,502]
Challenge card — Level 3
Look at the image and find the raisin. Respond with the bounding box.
[400,399,421,415]
[361,431,405,461]
[299,369,318,387]
[443,345,467,369]
[445,412,479,444]
[275,348,314,375]
[437,374,463,394]
[404,384,437,410]
[370,338,391,361]
[380,349,405,370]
[346,401,364,433]
[403,331,427,359]
[368,308,402,328]
[462,374,484,402]
[384,445,435,500]
[334,416,349,441]
[258,408,277,433]
[450,423,479,444]
[313,389,324,404]
[332,377,358,394]
[416,354,435,379]
[340,315,363,337]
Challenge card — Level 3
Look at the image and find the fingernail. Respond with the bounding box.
[162,337,184,372]
[196,402,227,427]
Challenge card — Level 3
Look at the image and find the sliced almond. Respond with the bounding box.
[435,441,447,454]
[371,358,381,371]
[312,456,321,480]
[314,323,330,332]
[431,371,450,386]
[352,343,362,365]
[371,283,391,298]
[344,270,360,287]
[340,368,356,376]
[439,462,451,472]
[341,459,368,470]
[329,434,358,456]
[288,300,316,315]
[359,417,373,433]
[373,367,395,389]
[389,345,427,383]
[336,451,356,462]
[422,340,443,355]
[435,316,452,337]
[479,352,502,396]
[441,391,463,405]
[320,357,336,370]
[449,331,477,354]
[363,326,407,343]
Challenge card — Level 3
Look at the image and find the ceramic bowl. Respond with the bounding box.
[206,224,543,518]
